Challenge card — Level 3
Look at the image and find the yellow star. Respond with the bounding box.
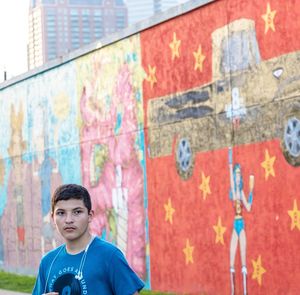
[262,2,276,34]
[146,65,157,89]
[252,255,266,286]
[169,32,181,60]
[183,239,194,265]
[213,216,226,245]
[199,171,211,200]
[261,149,276,180]
[193,45,206,71]
[164,198,175,224]
[287,199,300,230]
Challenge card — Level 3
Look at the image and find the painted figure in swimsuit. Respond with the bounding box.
[228,147,254,295]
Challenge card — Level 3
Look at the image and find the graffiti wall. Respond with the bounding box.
[0,35,149,283]
[0,0,299,294]
[141,0,300,294]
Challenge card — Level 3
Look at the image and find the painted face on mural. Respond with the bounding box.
[235,168,241,184]
[233,164,243,191]
[52,199,93,243]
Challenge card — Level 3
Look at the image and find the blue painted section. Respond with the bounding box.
[40,153,54,217]
[221,29,261,73]
[136,128,151,289]
[114,111,122,135]
[58,145,81,184]
[0,158,11,217]
[0,158,11,262]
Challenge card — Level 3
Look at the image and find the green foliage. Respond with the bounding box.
[0,271,36,293]
[141,291,174,295]
[0,271,174,294]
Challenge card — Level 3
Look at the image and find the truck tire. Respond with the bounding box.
[281,102,300,166]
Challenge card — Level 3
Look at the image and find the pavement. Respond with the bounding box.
[0,290,30,295]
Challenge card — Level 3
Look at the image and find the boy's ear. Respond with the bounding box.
[88,210,94,222]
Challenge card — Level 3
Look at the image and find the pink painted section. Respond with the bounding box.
[79,62,146,278]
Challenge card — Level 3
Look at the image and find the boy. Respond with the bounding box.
[32,184,144,295]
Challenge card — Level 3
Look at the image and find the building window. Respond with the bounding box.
[83,36,91,44]
[82,18,90,26]
[71,21,79,29]
[82,26,90,32]
[94,19,102,31]
[94,16,102,24]
[71,35,80,41]
[94,9,102,16]
[48,53,56,59]
[116,20,125,29]
[115,0,124,5]
[43,0,56,4]
[71,27,79,33]
[47,32,57,37]
[115,9,124,16]
[116,11,125,29]
[47,24,56,31]
[69,0,103,5]
[46,8,56,16]
[94,31,103,38]
[71,41,80,49]
[82,9,90,16]
[70,9,79,16]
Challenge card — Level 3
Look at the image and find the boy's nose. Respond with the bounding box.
[65,213,74,223]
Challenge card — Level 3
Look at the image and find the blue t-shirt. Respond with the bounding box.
[32,237,144,294]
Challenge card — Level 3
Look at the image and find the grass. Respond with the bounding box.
[0,271,36,293]
[0,270,173,294]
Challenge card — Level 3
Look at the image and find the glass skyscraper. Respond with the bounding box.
[28,0,127,70]
[125,0,180,25]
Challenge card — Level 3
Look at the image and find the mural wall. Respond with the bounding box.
[0,0,299,294]
[0,36,149,284]
[141,0,300,294]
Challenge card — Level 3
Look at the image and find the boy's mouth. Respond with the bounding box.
[64,226,76,231]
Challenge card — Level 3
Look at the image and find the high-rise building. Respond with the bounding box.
[126,0,179,25]
[28,0,127,70]
[154,0,180,13]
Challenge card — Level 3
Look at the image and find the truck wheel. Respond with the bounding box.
[176,137,194,179]
[282,116,300,166]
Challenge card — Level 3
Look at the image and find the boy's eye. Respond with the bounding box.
[56,211,64,216]
[73,210,82,215]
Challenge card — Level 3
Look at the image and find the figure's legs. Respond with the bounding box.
[239,230,247,295]
[230,267,235,295]
[230,230,238,295]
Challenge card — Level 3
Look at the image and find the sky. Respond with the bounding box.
[0,0,29,82]
[0,0,188,83]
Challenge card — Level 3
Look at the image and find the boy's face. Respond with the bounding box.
[52,198,93,242]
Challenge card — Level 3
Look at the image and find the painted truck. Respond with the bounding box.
[0,0,299,294]
[141,1,300,294]
[147,18,300,178]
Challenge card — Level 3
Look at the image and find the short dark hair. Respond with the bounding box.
[52,184,92,213]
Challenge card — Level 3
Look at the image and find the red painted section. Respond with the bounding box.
[141,0,300,101]
[141,1,222,100]
[141,0,300,293]
[146,140,300,294]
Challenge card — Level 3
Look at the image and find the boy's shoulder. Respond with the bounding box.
[91,236,119,253]
[87,237,128,269]
[41,237,121,263]
[41,244,65,264]
[90,236,127,261]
